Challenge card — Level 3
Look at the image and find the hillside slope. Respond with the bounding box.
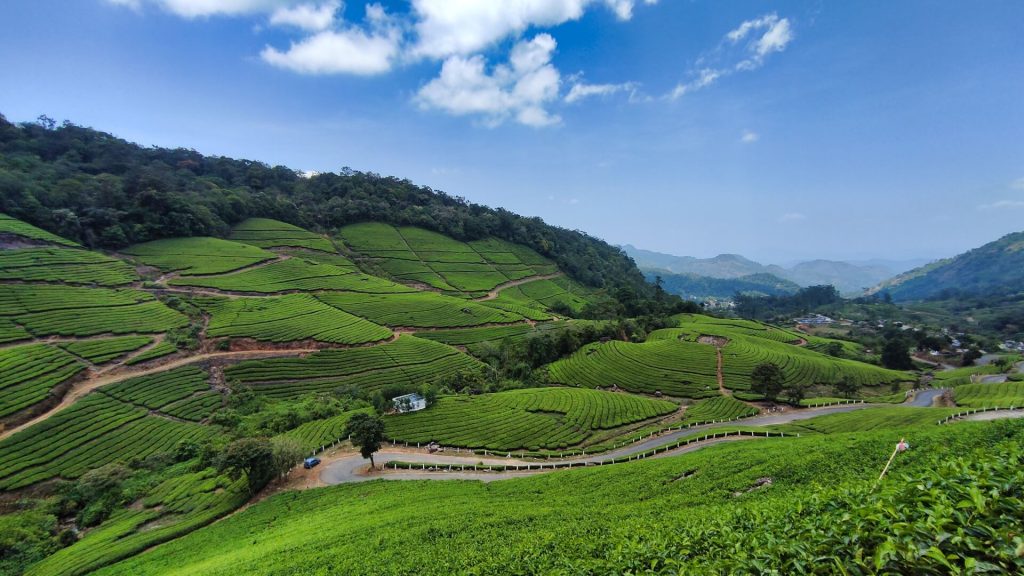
[875,231,1024,301]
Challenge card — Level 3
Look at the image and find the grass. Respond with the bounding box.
[0,246,137,285]
[768,406,958,435]
[0,284,189,338]
[384,387,678,451]
[58,336,153,363]
[0,213,78,246]
[88,419,1024,576]
[225,335,484,399]
[123,237,275,276]
[198,293,392,344]
[169,256,411,294]
[315,291,524,328]
[229,218,335,252]
[0,343,84,418]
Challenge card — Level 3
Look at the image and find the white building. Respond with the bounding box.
[392,393,426,413]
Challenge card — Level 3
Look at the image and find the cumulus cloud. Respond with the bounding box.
[779,212,806,223]
[154,0,293,18]
[416,34,562,127]
[261,3,400,74]
[410,0,652,58]
[670,13,793,99]
[740,130,759,143]
[269,1,339,31]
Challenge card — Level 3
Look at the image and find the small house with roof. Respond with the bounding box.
[392,393,426,413]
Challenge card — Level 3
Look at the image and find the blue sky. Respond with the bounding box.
[1,1,1022,263]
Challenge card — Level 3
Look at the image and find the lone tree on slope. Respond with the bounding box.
[345,413,386,471]
[751,362,785,402]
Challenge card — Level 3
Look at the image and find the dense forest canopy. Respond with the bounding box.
[0,114,650,297]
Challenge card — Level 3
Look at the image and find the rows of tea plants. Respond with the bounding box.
[170,257,411,294]
[277,408,374,452]
[161,391,223,421]
[721,335,910,392]
[682,396,759,424]
[229,218,336,252]
[199,293,392,344]
[0,393,212,489]
[0,319,29,344]
[58,336,153,363]
[226,336,484,398]
[0,343,84,418]
[316,291,523,328]
[384,387,677,450]
[953,382,1024,408]
[336,223,554,294]
[484,276,600,317]
[548,340,721,397]
[123,340,178,365]
[123,237,276,276]
[27,468,248,576]
[771,406,956,435]
[0,284,189,337]
[0,213,78,246]
[0,246,137,285]
[100,366,210,410]
[673,313,807,344]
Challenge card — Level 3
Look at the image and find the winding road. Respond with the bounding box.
[316,403,872,486]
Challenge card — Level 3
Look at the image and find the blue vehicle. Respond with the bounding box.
[303,457,321,469]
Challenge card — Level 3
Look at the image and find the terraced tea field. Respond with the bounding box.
[124,237,276,275]
[336,223,556,295]
[58,336,153,363]
[169,256,412,294]
[953,382,1024,408]
[549,339,721,397]
[0,389,214,489]
[0,343,85,418]
[225,336,483,398]
[482,276,600,317]
[384,387,678,450]
[0,284,189,338]
[229,218,336,252]
[278,408,375,452]
[0,213,79,246]
[316,291,523,328]
[0,246,137,285]
[682,396,759,424]
[198,293,393,344]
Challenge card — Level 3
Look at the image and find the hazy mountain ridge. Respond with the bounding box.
[872,231,1024,301]
[623,245,927,296]
[643,269,800,300]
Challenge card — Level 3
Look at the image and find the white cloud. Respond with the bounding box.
[154,0,292,18]
[978,200,1024,210]
[410,0,651,59]
[564,79,637,103]
[1011,177,1024,190]
[416,34,562,127]
[269,1,339,31]
[669,68,721,99]
[261,4,400,74]
[779,212,806,222]
[670,13,793,99]
[105,0,142,10]
[740,130,759,143]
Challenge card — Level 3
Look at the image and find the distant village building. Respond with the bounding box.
[392,393,426,413]
[795,314,834,326]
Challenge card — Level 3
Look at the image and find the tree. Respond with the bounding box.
[833,376,862,399]
[881,339,914,370]
[344,413,385,471]
[751,363,785,402]
[271,438,305,480]
[216,438,275,495]
[824,342,844,358]
[784,381,809,406]
[961,348,983,367]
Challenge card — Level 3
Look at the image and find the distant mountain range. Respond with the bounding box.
[622,245,930,297]
[644,270,801,300]
[870,231,1024,301]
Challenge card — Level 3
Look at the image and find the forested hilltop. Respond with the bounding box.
[0,115,647,296]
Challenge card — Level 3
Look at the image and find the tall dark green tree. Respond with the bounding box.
[345,413,386,471]
[751,362,785,402]
[216,438,275,495]
[881,339,914,370]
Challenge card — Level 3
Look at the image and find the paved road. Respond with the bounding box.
[907,388,946,407]
[959,409,1024,422]
[319,404,873,485]
[979,375,1008,384]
